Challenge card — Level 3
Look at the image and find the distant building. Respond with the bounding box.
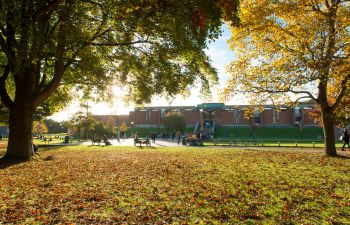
[91,103,318,131]
[127,103,318,128]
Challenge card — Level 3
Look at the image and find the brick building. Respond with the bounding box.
[127,103,318,128]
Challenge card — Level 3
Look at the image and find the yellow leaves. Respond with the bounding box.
[125,6,140,14]
[132,201,140,206]
[119,122,128,132]
[226,0,350,108]
[1,147,350,223]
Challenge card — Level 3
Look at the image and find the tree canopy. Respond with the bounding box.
[0,0,239,108]
[225,0,350,155]
[0,0,239,159]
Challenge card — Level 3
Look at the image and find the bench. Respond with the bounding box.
[91,137,102,145]
[134,137,151,146]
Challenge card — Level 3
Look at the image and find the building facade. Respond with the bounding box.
[127,103,318,128]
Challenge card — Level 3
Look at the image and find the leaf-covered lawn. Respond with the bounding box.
[1,146,350,224]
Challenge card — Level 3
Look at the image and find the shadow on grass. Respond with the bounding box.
[87,144,113,147]
[326,154,350,160]
[0,146,66,169]
[136,146,157,149]
[0,157,28,169]
[153,143,168,147]
[37,145,68,153]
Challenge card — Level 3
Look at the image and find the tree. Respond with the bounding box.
[32,121,48,136]
[225,0,350,156]
[0,0,239,160]
[43,118,67,134]
[333,92,350,127]
[92,121,114,138]
[67,111,95,142]
[306,81,350,128]
[162,113,186,133]
[119,122,128,133]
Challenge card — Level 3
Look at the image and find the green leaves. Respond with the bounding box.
[0,0,239,114]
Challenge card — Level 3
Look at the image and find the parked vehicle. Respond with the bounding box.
[182,134,203,146]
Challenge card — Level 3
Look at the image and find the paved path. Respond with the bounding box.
[83,138,184,147]
[79,139,350,156]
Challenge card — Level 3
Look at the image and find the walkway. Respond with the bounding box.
[83,138,184,147]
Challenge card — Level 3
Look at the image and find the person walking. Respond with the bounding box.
[176,131,181,144]
[151,133,156,143]
[342,128,350,151]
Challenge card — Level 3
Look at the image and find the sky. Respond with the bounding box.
[50,24,238,121]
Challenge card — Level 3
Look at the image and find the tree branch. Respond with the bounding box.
[33,9,68,107]
[0,30,16,69]
[289,89,318,103]
[0,65,14,109]
[63,13,110,69]
[331,75,350,111]
[87,39,158,47]
[293,96,315,104]
[0,24,6,36]
[34,0,63,21]
[310,0,328,15]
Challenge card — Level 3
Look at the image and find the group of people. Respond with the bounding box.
[132,132,156,143]
[91,135,111,145]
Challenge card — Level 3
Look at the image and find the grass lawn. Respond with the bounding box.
[0,146,350,224]
[205,140,346,148]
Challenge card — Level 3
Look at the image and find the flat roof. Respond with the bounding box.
[133,103,316,111]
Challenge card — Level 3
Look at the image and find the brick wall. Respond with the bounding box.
[149,110,161,125]
[117,115,129,126]
[128,106,317,127]
[129,111,147,125]
[239,110,253,125]
[261,109,274,125]
[278,110,294,125]
[215,110,235,125]
[182,110,200,126]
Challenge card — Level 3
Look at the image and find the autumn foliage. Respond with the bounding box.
[0,146,350,224]
[225,0,350,156]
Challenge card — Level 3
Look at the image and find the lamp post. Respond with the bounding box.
[130,121,134,137]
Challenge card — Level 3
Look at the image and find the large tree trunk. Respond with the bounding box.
[3,106,35,160]
[321,109,337,156]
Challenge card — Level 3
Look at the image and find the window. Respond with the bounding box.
[254,111,261,124]
[295,108,302,123]
[160,109,166,118]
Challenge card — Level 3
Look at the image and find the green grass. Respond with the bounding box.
[0,146,350,224]
[206,139,346,148]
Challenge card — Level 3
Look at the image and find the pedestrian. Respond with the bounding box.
[151,133,156,143]
[176,131,181,144]
[117,130,120,142]
[342,128,350,151]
